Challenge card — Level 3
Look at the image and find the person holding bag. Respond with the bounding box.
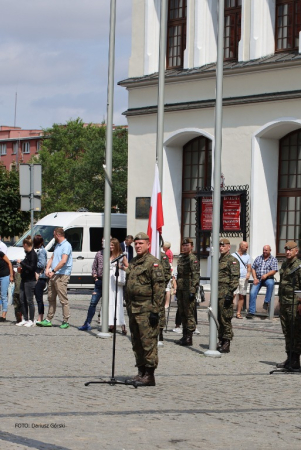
[108,238,128,335]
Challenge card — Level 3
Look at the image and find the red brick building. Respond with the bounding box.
[0,126,43,170]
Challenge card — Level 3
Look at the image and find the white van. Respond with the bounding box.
[7,211,127,289]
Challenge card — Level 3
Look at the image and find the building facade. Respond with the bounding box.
[120,0,301,270]
[0,126,43,170]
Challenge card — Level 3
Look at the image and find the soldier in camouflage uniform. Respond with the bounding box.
[175,238,200,346]
[218,238,240,353]
[158,249,172,346]
[277,240,301,370]
[125,232,166,386]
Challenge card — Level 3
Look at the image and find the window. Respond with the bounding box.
[277,129,301,255]
[0,143,7,155]
[182,137,212,251]
[22,141,30,154]
[224,0,242,60]
[36,140,41,152]
[65,227,83,252]
[167,0,187,69]
[12,142,18,155]
[276,0,301,51]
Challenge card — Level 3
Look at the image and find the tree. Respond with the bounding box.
[0,164,30,238]
[33,119,128,215]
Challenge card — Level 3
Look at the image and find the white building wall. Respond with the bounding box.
[250,0,275,59]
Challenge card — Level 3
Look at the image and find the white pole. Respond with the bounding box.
[98,0,116,338]
[204,0,225,357]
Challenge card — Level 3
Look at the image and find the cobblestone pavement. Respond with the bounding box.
[0,294,301,450]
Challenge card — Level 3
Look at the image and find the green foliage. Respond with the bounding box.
[32,118,128,215]
[0,164,30,238]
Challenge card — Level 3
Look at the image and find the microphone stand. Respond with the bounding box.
[85,257,138,388]
[270,266,301,375]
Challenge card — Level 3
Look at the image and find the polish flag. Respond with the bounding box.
[147,164,164,258]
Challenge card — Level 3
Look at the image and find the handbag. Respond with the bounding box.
[7,282,15,306]
[118,267,126,286]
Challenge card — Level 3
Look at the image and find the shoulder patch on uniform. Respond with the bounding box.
[232,261,237,264]
[194,260,198,263]
[153,263,159,267]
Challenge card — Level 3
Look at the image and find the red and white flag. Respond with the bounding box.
[147,164,164,258]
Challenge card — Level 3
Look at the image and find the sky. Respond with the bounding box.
[0,0,132,130]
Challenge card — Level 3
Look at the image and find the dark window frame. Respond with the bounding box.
[181,136,212,254]
[276,128,301,256]
[275,0,301,52]
[224,0,242,61]
[167,0,187,69]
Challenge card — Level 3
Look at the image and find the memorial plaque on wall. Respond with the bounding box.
[200,196,213,230]
[222,195,241,231]
[135,197,151,219]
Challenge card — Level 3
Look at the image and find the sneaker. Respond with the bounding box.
[16,319,28,327]
[78,323,91,331]
[246,313,255,319]
[173,327,182,333]
[24,320,34,327]
[60,322,69,329]
[36,319,52,327]
[263,302,269,311]
[194,328,200,335]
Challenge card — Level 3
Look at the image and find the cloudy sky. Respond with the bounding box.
[0,0,132,130]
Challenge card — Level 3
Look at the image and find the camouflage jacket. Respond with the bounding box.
[176,253,200,294]
[218,252,240,299]
[125,252,166,314]
[161,252,172,287]
[279,257,301,304]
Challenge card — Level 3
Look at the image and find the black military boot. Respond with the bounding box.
[289,353,301,370]
[126,366,146,383]
[176,328,187,345]
[217,339,224,351]
[276,354,289,369]
[180,330,193,346]
[220,339,230,353]
[136,367,156,386]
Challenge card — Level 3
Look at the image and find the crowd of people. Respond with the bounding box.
[1,230,301,384]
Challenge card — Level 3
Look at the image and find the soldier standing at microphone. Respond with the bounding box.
[125,232,165,386]
[175,238,200,346]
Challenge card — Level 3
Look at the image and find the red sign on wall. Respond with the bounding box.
[223,196,241,230]
[200,197,213,230]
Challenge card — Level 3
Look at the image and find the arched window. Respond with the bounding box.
[167,0,187,69]
[224,0,242,60]
[182,136,212,251]
[276,0,301,51]
[277,129,301,255]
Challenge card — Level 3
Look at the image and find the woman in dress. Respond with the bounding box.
[33,235,47,322]
[0,251,14,322]
[109,238,128,335]
[16,236,38,327]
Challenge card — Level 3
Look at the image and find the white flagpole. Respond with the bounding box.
[204,0,225,357]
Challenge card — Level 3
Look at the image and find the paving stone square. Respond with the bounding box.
[0,293,301,450]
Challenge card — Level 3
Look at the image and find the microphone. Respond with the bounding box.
[288,265,301,276]
[111,253,126,264]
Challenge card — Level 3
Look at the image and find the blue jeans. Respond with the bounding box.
[85,279,102,324]
[249,278,275,314]
[0,275,10,312]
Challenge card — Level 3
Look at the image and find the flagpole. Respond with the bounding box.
[156,0,168,191]
[97,0,116,338]
[204,0,224,357]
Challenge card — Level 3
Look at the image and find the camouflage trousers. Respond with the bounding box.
[218,298,234,341]
[280,302,301,354]
[177,290,196,332]
[129,312,159,368]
